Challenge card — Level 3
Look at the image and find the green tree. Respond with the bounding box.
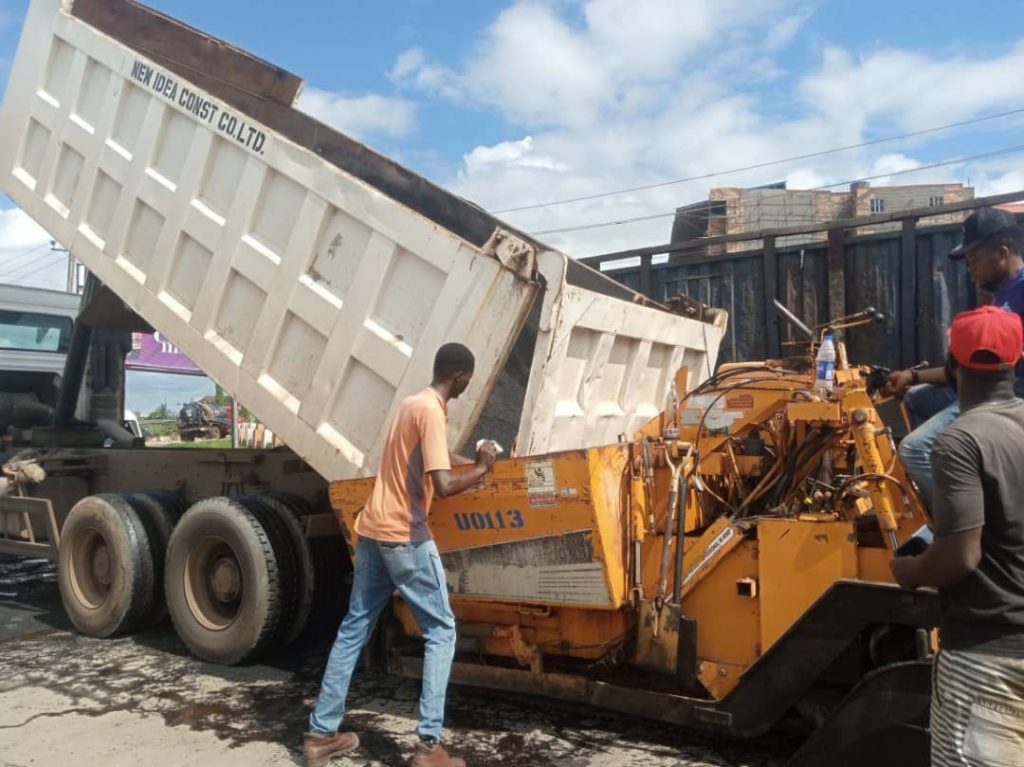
[147,402,171,420]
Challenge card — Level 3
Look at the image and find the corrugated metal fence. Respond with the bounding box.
[580,195,1024,369]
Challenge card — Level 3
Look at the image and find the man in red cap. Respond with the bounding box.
[886,207,1024,502]
[890,305,1024,766]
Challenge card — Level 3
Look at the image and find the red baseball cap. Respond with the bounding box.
[948,305,1023,370]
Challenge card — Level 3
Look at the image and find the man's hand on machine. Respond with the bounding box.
[885,369,915,396]
[884,364,944,396]
[474,440,499,470]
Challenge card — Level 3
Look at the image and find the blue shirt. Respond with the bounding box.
[992,267,1024,378]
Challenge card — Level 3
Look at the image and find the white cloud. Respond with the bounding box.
[390,48,461,99]
[0,207,64,290]
[387,0,1024,258]
[462,137,569,174]
[407,0,803,129]
[0,206,50,247]
[981,167,1024,194]
[296,86,416,140]
[800,43,1024,130]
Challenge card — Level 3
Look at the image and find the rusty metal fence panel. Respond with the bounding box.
[595,222,980,370]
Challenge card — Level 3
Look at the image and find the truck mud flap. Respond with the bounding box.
[787,660,931,767]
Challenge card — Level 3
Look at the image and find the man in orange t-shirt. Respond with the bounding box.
[304,343,496,767]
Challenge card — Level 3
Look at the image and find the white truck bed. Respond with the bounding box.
[0,0,726,480]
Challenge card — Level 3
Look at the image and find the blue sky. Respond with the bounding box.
[1,0,1024,411]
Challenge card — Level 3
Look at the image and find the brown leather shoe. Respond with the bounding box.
[302,731,359,767]
[408,740,466,767]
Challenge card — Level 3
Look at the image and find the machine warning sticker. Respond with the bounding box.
[526,460,559,507]
[725,394,754,410]
[683,526,735,585]
[680,394,744,435]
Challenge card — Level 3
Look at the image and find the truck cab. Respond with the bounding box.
[0,283,79,439]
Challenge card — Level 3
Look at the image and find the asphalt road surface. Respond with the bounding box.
[0,555,792,766]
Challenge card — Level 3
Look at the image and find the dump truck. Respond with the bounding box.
[0,0,724,661]
[0,2,941,765]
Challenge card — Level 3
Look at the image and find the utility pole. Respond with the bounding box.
[51,240,85,293]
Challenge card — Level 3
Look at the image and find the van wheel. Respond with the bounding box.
[165,497,283,664]
[58,494,155,637]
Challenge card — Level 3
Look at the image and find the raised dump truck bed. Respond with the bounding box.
[0,0,725,483]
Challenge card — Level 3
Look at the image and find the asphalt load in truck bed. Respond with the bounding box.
[0,556,792,766]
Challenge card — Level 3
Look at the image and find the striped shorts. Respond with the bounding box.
[931,648,1024,767]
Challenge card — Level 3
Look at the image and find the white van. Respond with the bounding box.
[0,283,79,432]
[0,283,78,374]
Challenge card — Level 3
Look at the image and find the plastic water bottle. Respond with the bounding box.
[814,333,836,395]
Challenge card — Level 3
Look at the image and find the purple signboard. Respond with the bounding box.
[125,332,204,375]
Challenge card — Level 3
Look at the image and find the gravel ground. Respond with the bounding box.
[0,556,791,767]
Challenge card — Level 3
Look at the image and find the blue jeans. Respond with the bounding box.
[898,379,1024,503]
[898,384,959,504]
[309,536,456,740]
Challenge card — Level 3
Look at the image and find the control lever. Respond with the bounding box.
[773,299,814,341]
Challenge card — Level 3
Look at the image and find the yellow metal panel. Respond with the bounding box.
[697,660,749,700]
[858,546,897,584]
[698,453,763,476]
[396,601,634,663]
[332,446,631,609]
[758,518,858,652]
[786,401,841,423]
[587,445,630,605]
[680,540,760,697]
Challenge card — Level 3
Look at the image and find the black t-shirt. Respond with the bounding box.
[930,398,1024,656]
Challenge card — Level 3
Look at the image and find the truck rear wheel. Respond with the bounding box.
[165,497,283,664]
[127,491,186,625]
[58,494,155,638]
[236,495,301,649]
[302,535,350,642]
[260,493,316,646]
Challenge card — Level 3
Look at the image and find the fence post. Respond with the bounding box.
[640,253,652,297]
[900,218,918,368]
[762,236,780,357]
[827,228,846,328]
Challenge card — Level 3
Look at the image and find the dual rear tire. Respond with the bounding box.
[57,491,183,637]
[57,491,346,664]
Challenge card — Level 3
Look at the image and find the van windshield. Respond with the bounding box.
[0,310,73,353]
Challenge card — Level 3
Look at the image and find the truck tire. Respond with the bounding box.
[260,493,316,646]
[127,491,187,626]
[140,489,189,519]
[298,507,352,644]
[58,494,155,638]
[165,497,282,664]
[236,495,301,651]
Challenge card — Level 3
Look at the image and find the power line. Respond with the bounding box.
[0,242,51,274]
[495,106,1024,214]
[531,142,1024,236]
[0,250,66,283]
[1,247,62,279]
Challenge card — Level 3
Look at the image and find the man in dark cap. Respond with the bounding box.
[887,206,1024,500]
[890,305,1024,766]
